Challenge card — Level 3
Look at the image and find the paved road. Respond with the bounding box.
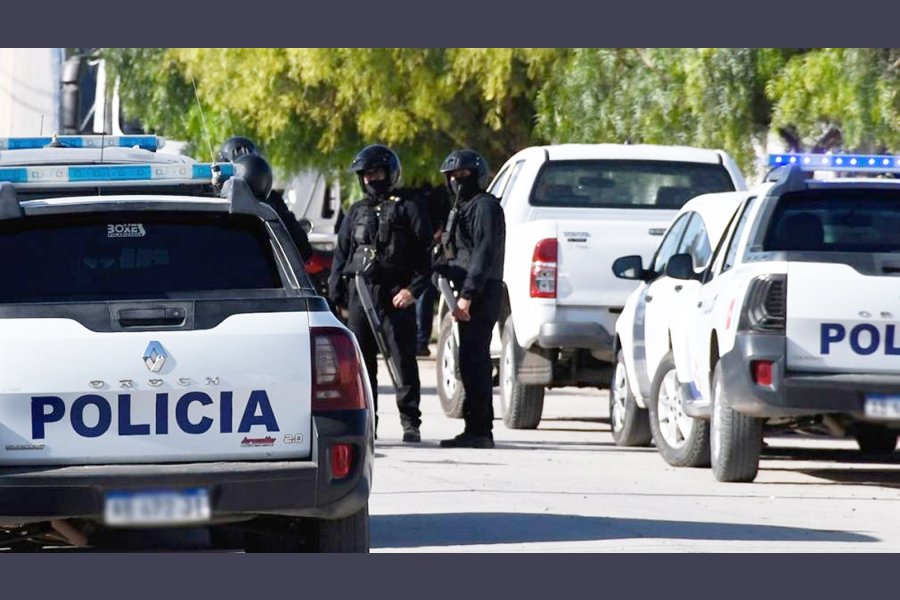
[370,354,900,552]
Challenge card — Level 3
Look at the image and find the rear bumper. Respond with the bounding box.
[0,410,373,526]
[717,333,900,420]
[537,321,614,362]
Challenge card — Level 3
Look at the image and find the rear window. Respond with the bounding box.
[0,212,283,303]
[529,160,735,209]
[764,189,900,253]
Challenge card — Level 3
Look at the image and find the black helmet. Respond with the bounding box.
[439,149,489,197]
[234,153,273,200]
[349,144,401,196]
[217,136,258,163]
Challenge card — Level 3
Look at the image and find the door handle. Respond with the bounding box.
[118,307,185,327]
[697,301,703,308]
[674,285,683,292]
[646,295,653,302]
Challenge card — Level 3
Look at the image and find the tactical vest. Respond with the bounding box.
[345,197,402,277]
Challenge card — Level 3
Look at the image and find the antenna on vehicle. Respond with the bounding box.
[191,76,216,163]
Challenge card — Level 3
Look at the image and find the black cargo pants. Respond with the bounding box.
[347,280,422,430]
[458,280,503,436]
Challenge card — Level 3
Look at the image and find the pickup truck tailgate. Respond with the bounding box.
[0,312,312,465]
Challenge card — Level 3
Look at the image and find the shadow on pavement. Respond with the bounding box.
[371,512,877,549]
[374,439,659,453]
[762,445,900,465]
[783,468,900,489]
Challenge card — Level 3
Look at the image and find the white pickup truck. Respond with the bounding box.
[0,136,373,551]
[436,144,745,429]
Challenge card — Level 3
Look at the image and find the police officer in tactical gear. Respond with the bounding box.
[218,136,314,262]
[436,149,505,449]
[329,144,432,442]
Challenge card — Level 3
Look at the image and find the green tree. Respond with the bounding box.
[108,48,900,186]
[535,48,800,173]
[767,48,900,152]
[104,48,566,187]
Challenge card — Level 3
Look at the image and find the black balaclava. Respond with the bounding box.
[448,172,481,201]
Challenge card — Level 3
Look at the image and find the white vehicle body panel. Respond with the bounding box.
[0,313,313,466]
[785,262,900,374]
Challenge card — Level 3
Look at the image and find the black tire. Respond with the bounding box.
[710,361,763,482]
[853,424,898,454]
[312,504,370,553]
[436,313,465,418]
[609,349,652,447]
[500,318,545,430]
[647,350,710,467]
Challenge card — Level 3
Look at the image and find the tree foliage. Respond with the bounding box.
[104,48,564,185]
[767,48,900,152]
[105,48,900,185]
[534,48,800,172]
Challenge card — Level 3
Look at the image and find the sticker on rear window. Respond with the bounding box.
[108,224,146,238]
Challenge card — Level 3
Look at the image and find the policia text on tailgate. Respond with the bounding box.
[0,135,373,552]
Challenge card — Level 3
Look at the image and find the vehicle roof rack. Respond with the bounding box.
[0,183,22,219]
[221,177,262,216]
[764,164,808,193]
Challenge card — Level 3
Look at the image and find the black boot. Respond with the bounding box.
[439,432,494,449]
[402,424,421,443]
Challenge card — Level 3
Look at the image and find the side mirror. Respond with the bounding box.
[666,253,699,281]
[612,255,646,281]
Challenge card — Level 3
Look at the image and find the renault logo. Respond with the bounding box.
[143,341,168,372]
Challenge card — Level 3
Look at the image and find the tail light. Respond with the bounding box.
[305,251,332,276]
[331,444,353,479]
[310,327,367,411]
[739,274,786,333]
[752,360,774,386]
[530,238,558,298]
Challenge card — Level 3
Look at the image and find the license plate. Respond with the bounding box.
[104,488,211,526]
[864,394,900,420]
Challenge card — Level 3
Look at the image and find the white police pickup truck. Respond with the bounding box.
[436,144,745,429]
[668,153,900,482]
[0,136,373,551]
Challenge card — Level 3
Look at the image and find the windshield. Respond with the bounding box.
[529,160,735,209]
[764,189,900,253]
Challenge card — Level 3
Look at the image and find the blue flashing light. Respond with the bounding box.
[0,162,233,187]
[768,153,900,173]
[0,135,164,152]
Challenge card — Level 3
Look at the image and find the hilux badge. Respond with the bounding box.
[143,341,168,372]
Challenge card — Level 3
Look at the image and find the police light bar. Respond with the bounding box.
[0,162,234,188]
[0,135,165,152]
[769,153,900,173]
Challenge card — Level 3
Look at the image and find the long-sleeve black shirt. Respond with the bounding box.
[328,195,432,308]
[449,192,506,300]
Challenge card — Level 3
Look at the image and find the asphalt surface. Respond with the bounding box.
[370,353,900,552]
